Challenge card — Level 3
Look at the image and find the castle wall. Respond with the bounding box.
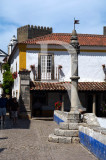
[17,25,52,42]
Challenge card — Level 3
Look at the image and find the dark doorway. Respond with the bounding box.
[96,94,100,116]
[87,94,93,113]
[32,92,47,117]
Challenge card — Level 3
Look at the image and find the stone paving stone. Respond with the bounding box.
[0,116,98,160]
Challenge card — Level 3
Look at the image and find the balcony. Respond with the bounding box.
[31,66,63,82]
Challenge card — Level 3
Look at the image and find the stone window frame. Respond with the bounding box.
[38,52,54,80]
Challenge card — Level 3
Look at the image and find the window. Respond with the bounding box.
[41,55,52,80]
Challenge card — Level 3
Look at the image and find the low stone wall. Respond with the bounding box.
[97,117,106,129]
[79,125,106,160]
[54,110,67,124]
[54,111,106,159]
[54,110,83,124]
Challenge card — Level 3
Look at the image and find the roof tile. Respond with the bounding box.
[30,82,106,91]
[21,33,106,46]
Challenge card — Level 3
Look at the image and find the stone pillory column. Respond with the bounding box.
[19,70,31,119]
[68,29,81,123]
[48,29,82,143]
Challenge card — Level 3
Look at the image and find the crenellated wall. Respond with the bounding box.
[17,25,52,42]
[103,26,106,35]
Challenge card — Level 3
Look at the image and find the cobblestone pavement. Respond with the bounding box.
[0,116,98,160]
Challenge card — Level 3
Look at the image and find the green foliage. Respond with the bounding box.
[2,63,14,94]
[2,63,10,71]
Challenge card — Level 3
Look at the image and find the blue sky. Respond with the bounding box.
[0,0,106,52]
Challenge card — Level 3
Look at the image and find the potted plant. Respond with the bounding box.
[12,72,17,79]
[55,101,62,110]
[30,65,35,70]
[58,65,62,69]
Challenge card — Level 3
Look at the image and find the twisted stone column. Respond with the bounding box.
[68,29,81,122]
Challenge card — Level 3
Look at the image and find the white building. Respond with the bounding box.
[8,25,106,118]
[0,49,7,96]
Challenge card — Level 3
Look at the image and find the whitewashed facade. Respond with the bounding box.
[10,48,19,99]
[0,49,7,96]
[9,44,106,99]
[25,47,106,82]
[7,30,106,118]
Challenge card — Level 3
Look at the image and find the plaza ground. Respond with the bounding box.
[0,116,98,160]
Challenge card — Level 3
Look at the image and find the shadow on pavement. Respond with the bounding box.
[0,137,8,140]
[0,148,7,153]
[1,115,30,130]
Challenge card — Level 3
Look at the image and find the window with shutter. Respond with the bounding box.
[41,55,52,80]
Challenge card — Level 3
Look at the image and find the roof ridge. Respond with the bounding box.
[0,49,7,55]
[21,33,54,43]
[20,32,106,46]
[52,33,106,37]
[78,34,106,37]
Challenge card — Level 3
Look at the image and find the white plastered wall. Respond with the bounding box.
[26,48,106,82]
[26,50,38,81]
[10,48,19,99]
[26,50,71,81]
[78,52,106,82]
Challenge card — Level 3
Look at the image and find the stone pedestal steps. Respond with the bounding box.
[48,122,86,143]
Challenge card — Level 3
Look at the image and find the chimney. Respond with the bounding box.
[8,35,17,55]
[103,26,106,35]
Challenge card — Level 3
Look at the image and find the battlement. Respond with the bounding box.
[17,25,52,42]
[103,26,106,35]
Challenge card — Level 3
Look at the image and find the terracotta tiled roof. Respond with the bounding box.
[78,82,106,91]
[21,33,106,46]
[30,81,106,91]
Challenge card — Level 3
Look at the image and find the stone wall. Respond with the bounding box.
[79,125,106,160]
[17,25,52,42]
[19,71,31,118]
[97,117,106,128]
[53,111,106,159]
[103,26,106,35]
[54,110,68,124]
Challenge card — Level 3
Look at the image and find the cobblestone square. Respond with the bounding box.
[0,116,97,160]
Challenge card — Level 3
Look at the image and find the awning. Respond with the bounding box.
[30,81,106,91]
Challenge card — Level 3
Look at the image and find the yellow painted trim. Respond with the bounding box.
[18,44,26,70]
[26,48,106,52]
[27,48,67,51]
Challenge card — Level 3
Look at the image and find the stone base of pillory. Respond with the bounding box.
[48,111,84,143]
[48,111,101,144]
[48,123,81,143]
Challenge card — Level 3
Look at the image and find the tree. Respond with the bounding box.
[2,63,14,94]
